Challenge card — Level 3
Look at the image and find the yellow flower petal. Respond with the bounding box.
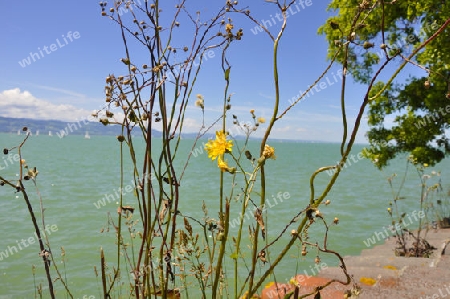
[204,131,233,161]
[218,156,229,172]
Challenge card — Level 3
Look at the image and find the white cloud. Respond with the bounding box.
[182,117,204,131]
[28,84,86,98]
[273,125,293,133]
[0,88,93,121]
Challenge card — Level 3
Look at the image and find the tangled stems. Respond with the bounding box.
[211,40,232,299]
[245,5,445,299]
[247,3,287,294]
[0,136,56,299]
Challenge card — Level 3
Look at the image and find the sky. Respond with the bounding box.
[0,1,425,142]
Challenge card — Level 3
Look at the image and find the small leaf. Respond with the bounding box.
[224,68,230,80]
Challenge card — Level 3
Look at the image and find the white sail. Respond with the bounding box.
[84,131,91,139]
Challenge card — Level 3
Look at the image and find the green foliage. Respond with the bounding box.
[320,0,450,168]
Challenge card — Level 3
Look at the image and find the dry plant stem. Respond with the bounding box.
[339,8,364,156]
[19,182,55,299]
[309,166,336,204]
[101,248,107,299]
[109,1,231,296]
[234,168,260,298]
[2,135,56,298]
[117,132,124,286]
[2,138,73,298]
[249,24,401,299]
[212,45,232,299]
[298,218,351,298]
[32,180,73,298]
[248,3,286,295]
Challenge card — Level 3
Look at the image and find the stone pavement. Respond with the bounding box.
[317,228,450,299]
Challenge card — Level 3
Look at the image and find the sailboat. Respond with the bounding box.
[49,131,53,136]
[84,131,91,139]
[17,130,20,135]
[36,130,40,136]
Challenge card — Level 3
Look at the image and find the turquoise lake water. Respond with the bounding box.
[0,133,448,298]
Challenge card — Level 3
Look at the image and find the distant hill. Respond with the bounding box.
[0,117,162,137]
[0,117,326,143]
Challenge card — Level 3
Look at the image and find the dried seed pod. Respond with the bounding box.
[315,256,321,264]
[329,21,340,30]
[363,41,374,49]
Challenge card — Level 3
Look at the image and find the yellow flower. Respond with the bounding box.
[205,131,233,160]
[217,156,229,172]
[262,144,276,160]
[257,117,266,123]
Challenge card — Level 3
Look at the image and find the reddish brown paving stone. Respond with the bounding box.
[378,277,400,288]
[261,275,346,299]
